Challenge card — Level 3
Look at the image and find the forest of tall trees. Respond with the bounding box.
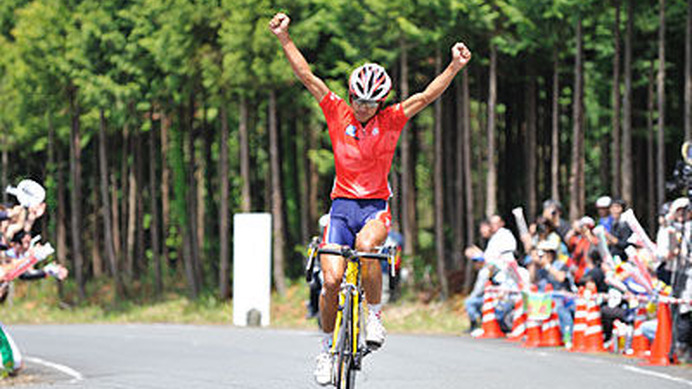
[0,0,690,301]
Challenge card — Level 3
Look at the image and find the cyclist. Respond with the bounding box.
[269,12,471,385]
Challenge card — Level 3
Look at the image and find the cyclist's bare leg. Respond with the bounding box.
[319,244,346,334]
[355,219,387,304]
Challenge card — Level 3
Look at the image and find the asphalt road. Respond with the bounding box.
[3,324,692,388]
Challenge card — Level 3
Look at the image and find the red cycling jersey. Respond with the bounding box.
[320,91,409,200]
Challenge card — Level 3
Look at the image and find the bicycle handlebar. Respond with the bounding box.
[316,247,390,261]
[305,238,397,283]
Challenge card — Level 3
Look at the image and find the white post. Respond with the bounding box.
[233,213,272,327]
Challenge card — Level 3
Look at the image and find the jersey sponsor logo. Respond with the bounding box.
[345,124,359,139]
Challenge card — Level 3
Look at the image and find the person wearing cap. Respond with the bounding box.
[532,237,574,338]
[464,254,491,334]
[595,196,614,233]
[605,198,633,260]
[568,216,599,285]
[541,199,573,244]
[464,220,493,333]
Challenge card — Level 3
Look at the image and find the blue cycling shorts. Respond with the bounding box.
[322,198,391,248]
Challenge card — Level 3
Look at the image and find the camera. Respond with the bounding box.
[667,142,692,198]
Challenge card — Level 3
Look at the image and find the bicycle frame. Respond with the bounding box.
[331,257,361,359]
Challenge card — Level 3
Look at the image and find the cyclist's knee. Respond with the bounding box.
[356,221,386,252]
[322,276,340,295]
[355,234,382,252]
[321,266,342,293]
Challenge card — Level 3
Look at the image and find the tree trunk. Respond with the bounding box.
[433,50,449,300]
[551,48,560,202]
[99,109,123,296]
[454,79,465,282]
[400,37,417,256]
[160,110,171,268]
[308,121,319,228]
[196,108,207,270]
[126,131,137,280]
[298,114,310,244]
[526,70,537,218]
[612,0,622,198]
[239,96,251,212]
[121,120,130,280]
[91,185,103,277]
[1,130,7,204]
[48,113,65,298]
[68,86,85,300]
[219,103,230,299]
[186,97,203,290]
[622,0,634,206]
[462,68,475,294]
[111,173,121,261]
[149,112,162,295]
[172,105,198,298]
[569,16,585,221]
[390,158,400,231]
[486,43,498,218]
[656,0,666,207]
[135,126,146,279]
[647,61,656,232]
[685,0,691,142]
[55,131,67,285]
[269,90,286,295]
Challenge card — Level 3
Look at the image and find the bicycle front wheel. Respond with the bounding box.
[335,290,356,389]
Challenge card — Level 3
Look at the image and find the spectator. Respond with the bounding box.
[595,196,614,233]
[464,220,493,333]
[655,201,676,285]
[606,198,632,260]
[485,215,518,267]
[541,199,572,243]
[464,255,490,333]
[531,238,574,338]
[568,216,598,285]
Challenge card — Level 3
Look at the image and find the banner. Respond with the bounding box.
[526,292,552,321]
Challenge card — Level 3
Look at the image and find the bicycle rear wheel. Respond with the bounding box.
[335,290,356,389]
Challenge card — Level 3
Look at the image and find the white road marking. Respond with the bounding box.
[622,365,692,386]
[25,356,84,383]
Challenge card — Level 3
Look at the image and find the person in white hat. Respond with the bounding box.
[2,180,47,245]
[595,196,613,233]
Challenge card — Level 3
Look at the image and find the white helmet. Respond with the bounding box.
[348,63,392,102]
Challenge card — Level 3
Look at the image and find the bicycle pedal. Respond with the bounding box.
[365,341,382,351]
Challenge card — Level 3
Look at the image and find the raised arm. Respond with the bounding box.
[269,13,329,102]
[402,42,472,119]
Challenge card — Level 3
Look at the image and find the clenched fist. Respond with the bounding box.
[451,42,472,69]
[269,13,290,39]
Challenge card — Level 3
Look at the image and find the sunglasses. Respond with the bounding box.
[353,99,379,108]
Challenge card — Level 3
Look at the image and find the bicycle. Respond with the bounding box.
[306,238,396,389]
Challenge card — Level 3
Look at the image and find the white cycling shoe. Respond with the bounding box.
[314,352,333,386]
[366,316,386,349]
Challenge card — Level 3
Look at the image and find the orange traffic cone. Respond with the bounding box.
[540,285,563,347]
[506,296,526,342]
[643,302,676,366]
[584,288,605,353]
[479,281,505,339]
[571,287,587,352]
[523,285,542,348]
[628,303,651,359]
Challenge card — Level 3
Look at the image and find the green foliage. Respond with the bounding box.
[0,0,689,303]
